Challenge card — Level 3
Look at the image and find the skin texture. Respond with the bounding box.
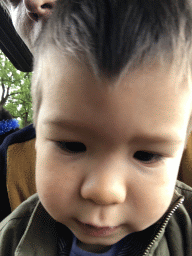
[35,49,192,252]
[4,0,56,50]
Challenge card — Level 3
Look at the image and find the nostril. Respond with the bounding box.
[32,13,39,20]
[25,1,55,21]
[27,12,39,21]
[41,3,54,9]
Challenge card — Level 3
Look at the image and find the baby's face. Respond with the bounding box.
[35,51,192,252]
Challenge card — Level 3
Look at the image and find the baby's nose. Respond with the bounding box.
[81,163,127,205]
[24,0,56,21]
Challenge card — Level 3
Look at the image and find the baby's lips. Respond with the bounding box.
[75,219,119,237]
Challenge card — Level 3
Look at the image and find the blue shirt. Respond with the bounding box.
[69,234,125,256]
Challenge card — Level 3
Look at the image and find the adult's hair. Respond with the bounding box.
[0,107,19,144]
[0,107,12,121]
[32,0,192,126]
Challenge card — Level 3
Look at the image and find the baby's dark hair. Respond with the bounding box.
[32,0,192,125]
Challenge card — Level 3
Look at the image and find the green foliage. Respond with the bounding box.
[0,50,33,128]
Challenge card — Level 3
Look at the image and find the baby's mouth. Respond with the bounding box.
[75,219,119,237]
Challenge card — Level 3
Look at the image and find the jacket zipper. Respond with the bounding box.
[142,197,184,256]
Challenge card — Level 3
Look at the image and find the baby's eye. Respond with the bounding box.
[56,141,86,154]
[133,151,162,164]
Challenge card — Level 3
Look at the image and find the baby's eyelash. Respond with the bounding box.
[133,151,163,164]
[55,142,162,163]
[56,141,87,154]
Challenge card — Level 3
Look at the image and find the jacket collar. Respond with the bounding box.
[15,201,58,256]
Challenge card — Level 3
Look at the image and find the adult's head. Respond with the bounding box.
[1,0,56,50]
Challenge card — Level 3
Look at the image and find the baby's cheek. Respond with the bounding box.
[35,149,59,210]
[35,159,77,222]
[36,175,67,221]
[130,184,174,230]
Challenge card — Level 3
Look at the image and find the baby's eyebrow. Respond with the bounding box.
[129,134,183,145]
[44,118,183,144]
[43,118,99,135]
[44,119,89,129]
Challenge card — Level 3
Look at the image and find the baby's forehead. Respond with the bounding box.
[38,61,191,147]
[40,51,189,102]
[40,47,185,85]
[32,41,190,110]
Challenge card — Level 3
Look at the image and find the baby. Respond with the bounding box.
[1,0,192,255]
